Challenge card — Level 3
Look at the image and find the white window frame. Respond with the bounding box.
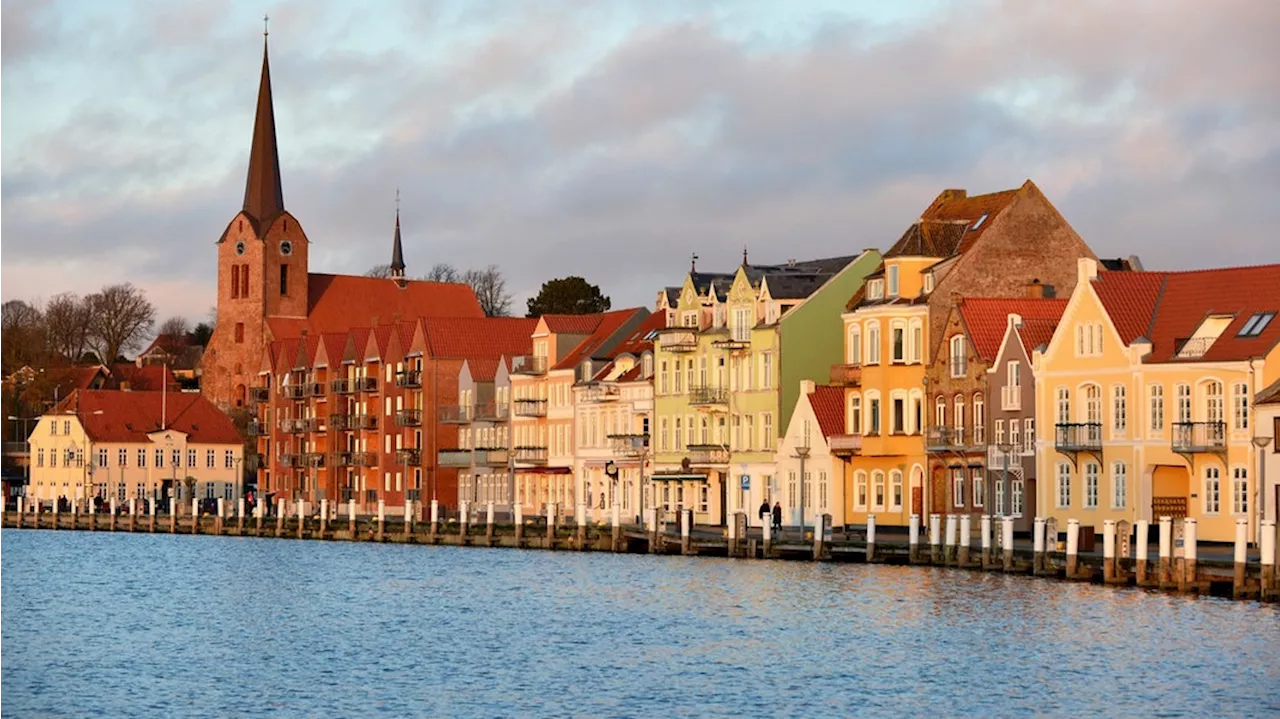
[1231,466,1248,515]
[887,265,899,297]
[952,469,965,508]
[1084,463,1099,509]
[1056,463,1071,509]
[1232,382,1249,431]
[1112,384,1127,437]
[1111,461,1127,509]
[1203,466,1221,515]
[1149,384,1164,435]
[854,471,868,511]
[872,470,886,511]
[949,335,967,378]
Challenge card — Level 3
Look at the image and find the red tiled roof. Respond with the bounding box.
[51,390,241,444]
[1143,265,1280,363]
[958,298,1068,362]
[1255,377,1280,406]
[1092,271,1167,344]
[551,309,648,371]
[616,364,644,382]
[543,314,605,335]
[420,317,538,360]
[265,274,483,340]
[466,357,503,383]
[1015,318,1060,355]
[109,363,177,391]
[807,385,845,441]
[924,188,1020,256]
[612,311,667,357]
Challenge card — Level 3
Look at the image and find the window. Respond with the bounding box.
[887,265,900,296]
[1232,383,1249,431]
[63,420,70,434]
[972,469,984,508]
[235,323,245,344]
[872,471,885,511]
[848,327,862,364]
[1203,466,1221,514]
[280,265,289,295]
[868,398,881,435]
[763,413,774,449]
[1149,385,1164,433]
[118,448,127,467]
[935,396,945,428]
[867,323,881,365]
[952,469,965,507]
[138,449,146,468]
[891,326,905,362]
[231,265,241,298]
[923,272,934,294]
[1176,384,1191,423]
[762,353,774,389]
[1112,385,1127,435]
[658,361,668,394]
[1012,479,1025,516]
[1237,311,1275,337]
[867,279,883,300]
[155,449,164,468]
[910,321,923,364]
[892,397,905,434]
[241,264,249,297]
[1024,418,1034,454]
[1057,387,1070,425]
[207,449,215,468]
[37,449,44,467]
[854,471,868,510]
[1232,467,1248,514]
[1009,419,1019,450]
[172,449,180,469]
[1084,463,1099,508]
[1205,381,1224,425]
[187,449,197,468]
[890,470,903,511]
[225,450,235,469]
[950,335,967,377]
[659,418,669,452]
[97,448,107,467]
[973,394,984,445]
[953,395,965,444]
[848,395,861,435]
[1056,463,1071,508]
[1112,462,1127,509]
[994,419,1004,447]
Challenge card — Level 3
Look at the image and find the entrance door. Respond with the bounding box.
[718,475,727,527]
[930,468,947,515]
[1151,465,1189,519]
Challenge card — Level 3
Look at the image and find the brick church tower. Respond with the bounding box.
[203,33,310,411]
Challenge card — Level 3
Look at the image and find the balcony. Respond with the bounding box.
[1001,385,1022,411]
[987,445,1020,472]
[304,452,326,468]
[474,448,509,467]
[350,414,377,431]
[513,399,548,418]
[331,378,354,395]
[279,453,303,469]
[609,433,649,457]
[395,370,422,389]
[926,427,969,452]
[711,334,750,351]
[395,448,422,466]
[438,406,470,424]
[247,420,268,437]
[328,413,351,431]
[686,444,730,466]
[305,382,326,398]
[657,329,697,353]
[688,386,729,407]
[331,451,376,468]
[829,434,862,457]
[279,418,307,434]
[511,355,548,375]
[513,446,548,465]
[1055,423,1103,453]
[355,376,378,393]
[396,409,423,427]
[282,384,306,401]
[438,449,472,468]
[580,384,620,403]
[250,386,270,403]
[1172,421,1227,457]
[829,363,862,387]
[473,403,509,422]
[1175,337,1215,359]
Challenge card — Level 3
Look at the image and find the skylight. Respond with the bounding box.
[1238,312,1276,337]
[971,213,989,230]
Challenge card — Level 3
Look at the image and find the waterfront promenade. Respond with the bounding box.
[4,498,1276,603]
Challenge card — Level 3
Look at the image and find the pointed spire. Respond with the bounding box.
[242,22,285,230]
[690,253,699,273]
[742,245,749,267]
[390,189,406,278]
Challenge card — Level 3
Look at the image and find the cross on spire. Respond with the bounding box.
[263,13,269,37]
[690,253,699,273]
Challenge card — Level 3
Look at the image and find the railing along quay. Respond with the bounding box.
[3,501,1275,603]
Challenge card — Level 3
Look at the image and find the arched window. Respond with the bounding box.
[871,470,886,511]
[854,471,868,510]
[935,395,946,428]
[950,335,967,377]
[1203,380,1224,425]
[908,389,923,435]
[909,318,923,364]
[866,321,881,365]
[847,394,862,435]
[972,393,985,445]
[889,470,903,511]
[953,394,966,444]
[848,325,862,364]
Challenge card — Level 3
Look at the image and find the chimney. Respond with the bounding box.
[950,290,964,307]
[1077,257,1099,284]
[800,379,816,395]
[1025,279,1055,298]
[924,189,967,216]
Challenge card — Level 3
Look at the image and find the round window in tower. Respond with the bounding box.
[235,241,246,256]
[280,240,293,256]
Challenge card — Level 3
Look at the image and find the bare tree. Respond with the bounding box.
[365,264,393,279]
[43,293,93,363]
[158,316,190,339]
[463,265,513,317]
[422,263,461,283]
[87,283,156,363]
[2,299,46,373]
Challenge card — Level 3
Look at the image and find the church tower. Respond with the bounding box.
[204,28,311,410]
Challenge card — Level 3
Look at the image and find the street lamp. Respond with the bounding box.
[997,441,1014,520]
[605,459,619,522]
[1252,434,1271,545]
[793,444,811,535]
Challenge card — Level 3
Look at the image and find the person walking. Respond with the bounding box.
[771,501,782,535]
[758,498,770,525]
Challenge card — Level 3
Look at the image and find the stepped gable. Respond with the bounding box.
[1092,270,1168,345]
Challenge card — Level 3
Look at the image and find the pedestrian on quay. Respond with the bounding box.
[758,498,770,524]
[771,501,782,535]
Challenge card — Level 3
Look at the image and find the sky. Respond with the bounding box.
[3,0,1278,325]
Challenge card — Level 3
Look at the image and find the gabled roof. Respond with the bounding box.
[1255,377,1280,406]
[420,317,537,360]
[958,297,1068,362]
[1092,271,1167,345]
[466,357,504,383]
[1015,318,1060,356]
[551,308,649,371]
[50,390,241,445]
[882,187,1018,260]
[807,385,845,441]
[543,314,606,335]
[265,274,483,340]
[612,311,667,357]
[108,363,178,391]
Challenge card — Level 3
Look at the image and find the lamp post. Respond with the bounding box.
[793,444,811,535]
[1252,434,1271,545]
[997,442,1014,520]
[604,459,619,523]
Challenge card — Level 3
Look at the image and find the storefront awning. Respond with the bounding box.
[649,473,708,482]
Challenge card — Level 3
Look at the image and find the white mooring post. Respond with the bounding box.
[929,513,942,564]
[1233,518,1249,598]
[1135,519,1150,584]
[1158,516,1173,587]
[866,514,877,563]
[1102,520,1117,583]
[1260,520,1277,599]
[958,514,972,566]
[980,515,993,567]
[348,499,357,535]
[681,508,692,556]
[430,499,440,538]
[377,499,387,541]
[1065,518,1080,578]
[1180,518,1198,593]
[944,514,958,564]
[1001,515,1015,571]
[908,514,920,563]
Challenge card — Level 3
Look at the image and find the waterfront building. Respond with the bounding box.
[28,390,242,506]
[255,316,535,514]
[653,251,880,527]
[574,312,664,524]
[202,35,484,413]
[1255,380,1280,524]
[776,380,845,527]
[450,358,515,513]
[924,294,1067,533]
[511,311,649,519]
[836,182,1097,529]
[1032,258,1280,542]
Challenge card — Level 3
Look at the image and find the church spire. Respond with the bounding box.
[242,20,285,230]
[390,189,406,279]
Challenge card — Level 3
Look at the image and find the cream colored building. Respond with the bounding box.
[28,390,244,507]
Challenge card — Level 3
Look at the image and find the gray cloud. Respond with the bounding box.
[3,0,1278,327]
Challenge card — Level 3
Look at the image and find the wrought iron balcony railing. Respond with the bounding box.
[395,448,422,466]
[513,399,548,418]
[1171,421,1226,454]
[395,409,423,427]
[1055,423,1103,453]
[350,414,377,431]
[355,376,378,393]
[282,384,306,400]
[395,370,422,388]
[513,446,548,464]
[331,378,354,395]
[688,386,729,406]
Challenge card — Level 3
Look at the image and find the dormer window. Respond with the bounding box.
[1238,312,1275,337]
[887,265,900,297]
[867,279,884,300]
[1177,314,1234,358]
[923,272,935,294]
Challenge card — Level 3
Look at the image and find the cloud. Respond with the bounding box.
[2,0,1278,329]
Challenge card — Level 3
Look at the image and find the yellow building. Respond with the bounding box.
[27,389,244,508]
[1033,259,1280,542]
[835,183,1097,528]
